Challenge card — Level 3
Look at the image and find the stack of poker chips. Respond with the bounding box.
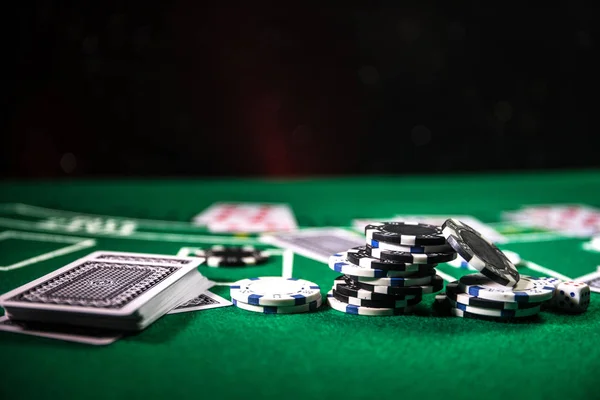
[434,218,591,320]
[229,277,322,314]
[327,222,456,316]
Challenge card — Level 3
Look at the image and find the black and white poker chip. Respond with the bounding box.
[342,275,444,296]
[367,245,457,264]
[331,288,422,309]
[364,222,446,246]
[346,246,438,272]
[442,219,519,287]
[332,276,420,301]
[194,245,270,267]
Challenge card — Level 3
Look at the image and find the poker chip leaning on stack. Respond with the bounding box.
[436,218,553,321]
[230,277,322,314]
[326,222,455,316]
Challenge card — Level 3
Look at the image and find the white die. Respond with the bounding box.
[552,281,591,313]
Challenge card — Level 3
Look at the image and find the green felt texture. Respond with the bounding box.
[0,170,599,400]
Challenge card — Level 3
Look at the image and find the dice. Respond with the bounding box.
[551,281,591,313]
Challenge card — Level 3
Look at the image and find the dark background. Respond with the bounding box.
[2,2,598,178]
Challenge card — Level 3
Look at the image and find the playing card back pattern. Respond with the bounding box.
[580,274,600,291]
[93,254,192,265]
[176,294,219,309]
[8,262,177,309]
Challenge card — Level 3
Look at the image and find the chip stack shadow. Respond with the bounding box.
[327,222,456,316]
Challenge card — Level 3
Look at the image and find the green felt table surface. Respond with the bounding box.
[1,171,600,400]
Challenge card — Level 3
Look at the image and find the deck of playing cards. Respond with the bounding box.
[0,251,211,332]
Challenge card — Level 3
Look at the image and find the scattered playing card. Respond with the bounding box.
[503,204,600,237]
[260,228,364,263]
[575,270,600,293]
[192,202,298,233]
[168,290,232,314]
[0,316,121,345]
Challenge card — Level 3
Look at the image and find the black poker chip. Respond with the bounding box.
[365,222,446,246]
[442,219,519,287]
[194,245,270,267]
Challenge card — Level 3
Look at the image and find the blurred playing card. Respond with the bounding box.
[576,270,600,293]
[504,204,600,237]
[193,202,298,233]
[261,228,363,263]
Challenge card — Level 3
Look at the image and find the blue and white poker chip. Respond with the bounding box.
[445,281,540,310]
[230,277,321,307]
[458,274,555,303]
[449,298,541,318]
[329,252,425,278]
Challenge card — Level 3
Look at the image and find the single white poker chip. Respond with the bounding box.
[458,274,555,303]
[445,281,541,310]
[448,298,541,318]
[328,252,423,278]
[326,291,415,316]
[442,219,519,287]
[230,277,321,307]
[232,298,322,314]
